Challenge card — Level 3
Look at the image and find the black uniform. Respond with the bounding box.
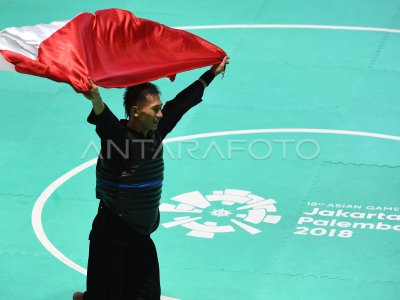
[83,71,215,300]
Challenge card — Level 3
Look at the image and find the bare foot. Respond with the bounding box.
[73,292,83,300]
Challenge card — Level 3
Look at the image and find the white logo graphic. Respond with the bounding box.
[160,189,282,238]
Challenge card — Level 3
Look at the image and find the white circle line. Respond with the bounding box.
[175,24,400,34]
[31,159,96,275]
[164,128,400,142]
[32,128,400,274]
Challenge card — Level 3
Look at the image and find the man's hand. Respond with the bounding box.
[82,77,105,115]
[211,56,230,76]
[83,77,102,102]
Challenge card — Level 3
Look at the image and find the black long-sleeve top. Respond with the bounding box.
[87,70,214,241]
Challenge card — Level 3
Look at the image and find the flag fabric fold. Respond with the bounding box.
[0,8,226,92]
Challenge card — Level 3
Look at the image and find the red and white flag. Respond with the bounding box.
[0,8,226,92]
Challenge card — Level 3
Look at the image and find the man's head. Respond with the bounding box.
[124,82,163,134]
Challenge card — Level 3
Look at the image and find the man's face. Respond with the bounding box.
[134,94,163,132]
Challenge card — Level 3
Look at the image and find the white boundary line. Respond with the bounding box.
[175,24,400,34]
[32,128,400,274]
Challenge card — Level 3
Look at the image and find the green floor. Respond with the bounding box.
[1,1,400,299]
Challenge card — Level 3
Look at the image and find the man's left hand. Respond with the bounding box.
[211,56,230,76]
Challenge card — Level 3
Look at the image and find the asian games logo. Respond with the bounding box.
[160,189,282,238]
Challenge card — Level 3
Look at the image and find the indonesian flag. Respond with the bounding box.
[0,8,226,92]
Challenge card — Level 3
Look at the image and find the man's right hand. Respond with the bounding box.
[83,77,105,115]
[83,77,102,101]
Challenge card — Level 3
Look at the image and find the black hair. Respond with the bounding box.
[123,82,161,118]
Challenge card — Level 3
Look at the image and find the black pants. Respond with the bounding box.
[83,238,161,300]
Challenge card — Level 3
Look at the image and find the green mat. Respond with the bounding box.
[1,1,400,299]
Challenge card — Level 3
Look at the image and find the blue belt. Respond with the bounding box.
[97,177,163,189]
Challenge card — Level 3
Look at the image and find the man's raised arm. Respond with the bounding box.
[83,77,105,115]
[158,56,230,138]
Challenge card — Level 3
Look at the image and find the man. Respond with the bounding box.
[73,56,229,300]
